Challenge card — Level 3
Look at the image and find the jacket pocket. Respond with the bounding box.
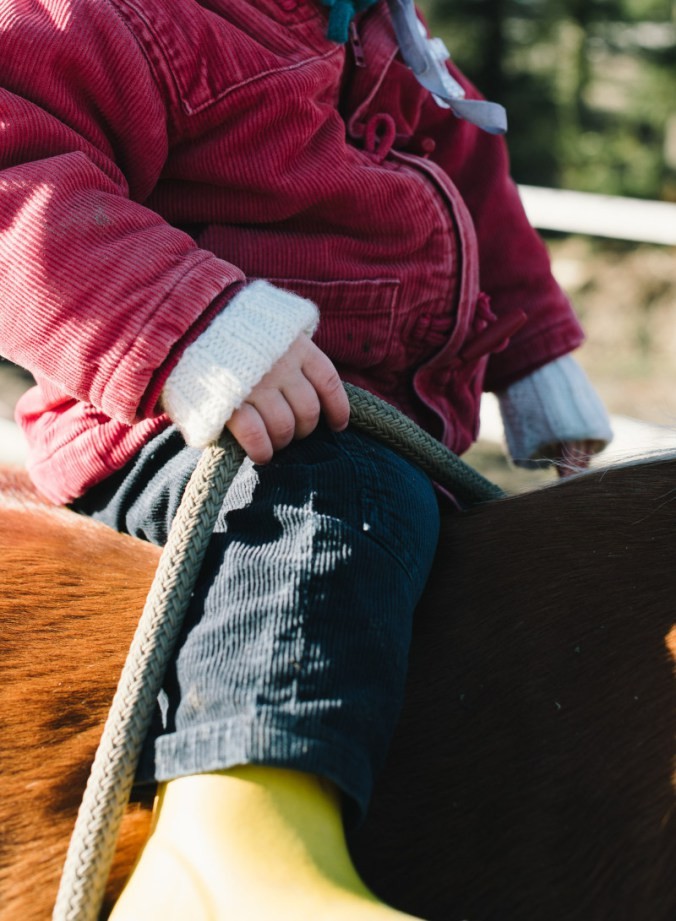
[266,277,400,369]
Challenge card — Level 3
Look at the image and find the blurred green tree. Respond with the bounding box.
[422,0,676,199]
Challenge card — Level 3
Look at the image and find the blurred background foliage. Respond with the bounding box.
[420,0,676,201]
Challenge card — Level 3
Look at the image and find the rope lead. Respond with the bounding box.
[344,383,505,505]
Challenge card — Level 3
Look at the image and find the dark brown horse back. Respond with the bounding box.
[1,461,675,920]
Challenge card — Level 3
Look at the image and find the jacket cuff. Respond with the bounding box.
[161,280,319,448]
[497,354,613,468]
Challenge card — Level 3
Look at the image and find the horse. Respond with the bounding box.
[1,455,675,920]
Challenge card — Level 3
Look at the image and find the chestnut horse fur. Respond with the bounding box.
[0,458,674,920]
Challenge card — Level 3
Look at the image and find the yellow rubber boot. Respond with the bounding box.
[109,765,425,921]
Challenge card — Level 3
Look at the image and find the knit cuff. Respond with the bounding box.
[497,355,613,469]
[162,280,319,448]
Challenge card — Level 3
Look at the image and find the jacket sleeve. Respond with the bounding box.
[0,0,243,425]
[497,355,612,466]
[412,62,585,391]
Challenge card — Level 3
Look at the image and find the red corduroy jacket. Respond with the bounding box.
[0,0,583,504]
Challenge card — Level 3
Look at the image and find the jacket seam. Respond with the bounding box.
[106,0,168,102]
[114,0,343,117]
[185,47,343,116]
[102,253,235,420]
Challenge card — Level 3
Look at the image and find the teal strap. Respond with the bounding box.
[321,0,508,135]
[321,0,379,43]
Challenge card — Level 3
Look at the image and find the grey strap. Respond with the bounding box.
[386,0,507,135]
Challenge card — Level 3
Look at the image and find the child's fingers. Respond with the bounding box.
[229,385,319,461]
[555,440,593,478]
[225,401,274,464]
[301,345,350,432]
[280,377,322,439]
[248,390,299,452]
[226,336,348,462]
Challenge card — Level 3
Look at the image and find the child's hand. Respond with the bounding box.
[226,333,350,464]
[545,440,600,478]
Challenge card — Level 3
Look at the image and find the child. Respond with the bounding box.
[0,0,611,917]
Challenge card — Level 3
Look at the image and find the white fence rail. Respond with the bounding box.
[518,185,676,246]
[0,418,28,466]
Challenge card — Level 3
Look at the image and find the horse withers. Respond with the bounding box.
[1,458,675,920]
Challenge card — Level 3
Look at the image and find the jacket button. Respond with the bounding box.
[274,0,299,10]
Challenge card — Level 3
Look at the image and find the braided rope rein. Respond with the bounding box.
[53,384,504,921]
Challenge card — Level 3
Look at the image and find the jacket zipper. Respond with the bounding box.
[349,21,366,68]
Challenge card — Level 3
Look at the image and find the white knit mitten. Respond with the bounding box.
[497,355,613,468]
[162,280,319,448]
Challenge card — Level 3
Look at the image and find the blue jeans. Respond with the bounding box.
[73,422,440,822]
